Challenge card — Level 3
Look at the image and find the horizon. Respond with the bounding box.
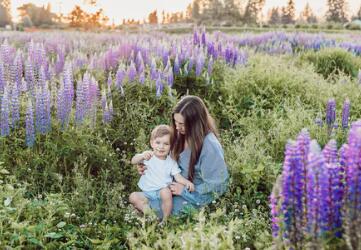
[10,0,361,24]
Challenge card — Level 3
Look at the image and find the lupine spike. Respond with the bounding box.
[342,99,351,129]
[0,87,10,136]
[326,98,336,127]
[10,83,20,128]
[25,98,35,147]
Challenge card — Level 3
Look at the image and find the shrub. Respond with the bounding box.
[301,48,361,79]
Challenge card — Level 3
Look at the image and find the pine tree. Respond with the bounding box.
[243,0,265,24]
[353,4,361,20]
[0,0,12,27]
[268,7,280,25]
[281,0,295,24]
[301,3,317,23]
[326,0,348,23]
[223,0,241,21]
[202,0,223,20]
[192,0,201,20]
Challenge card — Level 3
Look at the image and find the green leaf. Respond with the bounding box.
[28,237,43,246]
[0,168,10,175]
[4,196,12,206]
[90,238,103,245]
[45,232,63,239]
[56,221,66,228]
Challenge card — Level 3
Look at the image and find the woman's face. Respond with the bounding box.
[174,113,186,135]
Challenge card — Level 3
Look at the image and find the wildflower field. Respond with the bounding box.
[1,29,361,249]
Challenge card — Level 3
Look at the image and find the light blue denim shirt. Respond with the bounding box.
[149,132,229,217]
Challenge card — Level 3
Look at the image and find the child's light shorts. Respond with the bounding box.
[143,190,161,201]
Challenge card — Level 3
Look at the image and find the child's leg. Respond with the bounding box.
[160,187,173,219]
[129,192,149,213]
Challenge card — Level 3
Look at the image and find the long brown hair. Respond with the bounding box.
[171,95,218,181]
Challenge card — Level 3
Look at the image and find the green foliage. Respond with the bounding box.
[4,39,361,248]
[301,48,361,79]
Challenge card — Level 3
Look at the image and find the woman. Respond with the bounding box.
[138,95,229,217]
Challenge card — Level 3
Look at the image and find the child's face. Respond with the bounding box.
[151,134,171,159]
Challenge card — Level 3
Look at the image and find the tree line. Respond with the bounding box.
[1,0,361,28]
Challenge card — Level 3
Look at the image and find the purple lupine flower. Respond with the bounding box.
[88,77,98,128]
[164,57,171,72]
[75,77,85,125]
[195,54,204,77]
[13,51,23,87]
[318,158,332,234]
[201,29,206,46]
[207,42,215,58]
[162,50,169,67]
[115,65,125,96]
[155,74,163,98]
[174,54,180,75]
[55,49,65,75]
[35,85,49,134]
[136,51,144,74]
[327,162,344,237]
[187,55,194,73]
[280,141,304,245]
[0,61,4,92]
[193,29,200,46]
[10,83,20,128]
[342,99,350,129]
[338,144,348,173]
[127,61,137,82]
[150,58,158,80]
[166,67,173,87]
[314,117,323,127]
[0,39,11,65]
[25,98,35,147]
[344,123,361,214]
[326,98,336,127]
[0,87,10,137]
[38,66,46,89]
[237,50,249,65]
[207,56,214,76]
[306,141,323,238]
[107,72,113,88]
[323,139,338,164]
[139,72,145,84]
[57,64,74,128]
[25,58,35,95]
[57,78,66,128]
[101,89,107,114]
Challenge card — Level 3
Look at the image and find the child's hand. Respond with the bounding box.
[185,181,195,192]
[142,151,153,160]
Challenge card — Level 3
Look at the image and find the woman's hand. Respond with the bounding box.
[137,163,147,175]
[169,182,185,195]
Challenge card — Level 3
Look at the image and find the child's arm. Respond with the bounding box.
[131,150,153,165]
[174,173,195,192]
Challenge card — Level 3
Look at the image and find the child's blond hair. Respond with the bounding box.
[150,125,172,142]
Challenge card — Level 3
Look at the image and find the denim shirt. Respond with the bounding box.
[177,132,229,207]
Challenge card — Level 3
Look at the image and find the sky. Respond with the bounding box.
[10,0,361,24]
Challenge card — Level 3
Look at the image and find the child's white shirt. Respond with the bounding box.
[138,155,181,192]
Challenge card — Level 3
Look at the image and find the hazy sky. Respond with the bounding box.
[11,0,361,24]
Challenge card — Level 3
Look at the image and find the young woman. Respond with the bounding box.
[137,95,229,217]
